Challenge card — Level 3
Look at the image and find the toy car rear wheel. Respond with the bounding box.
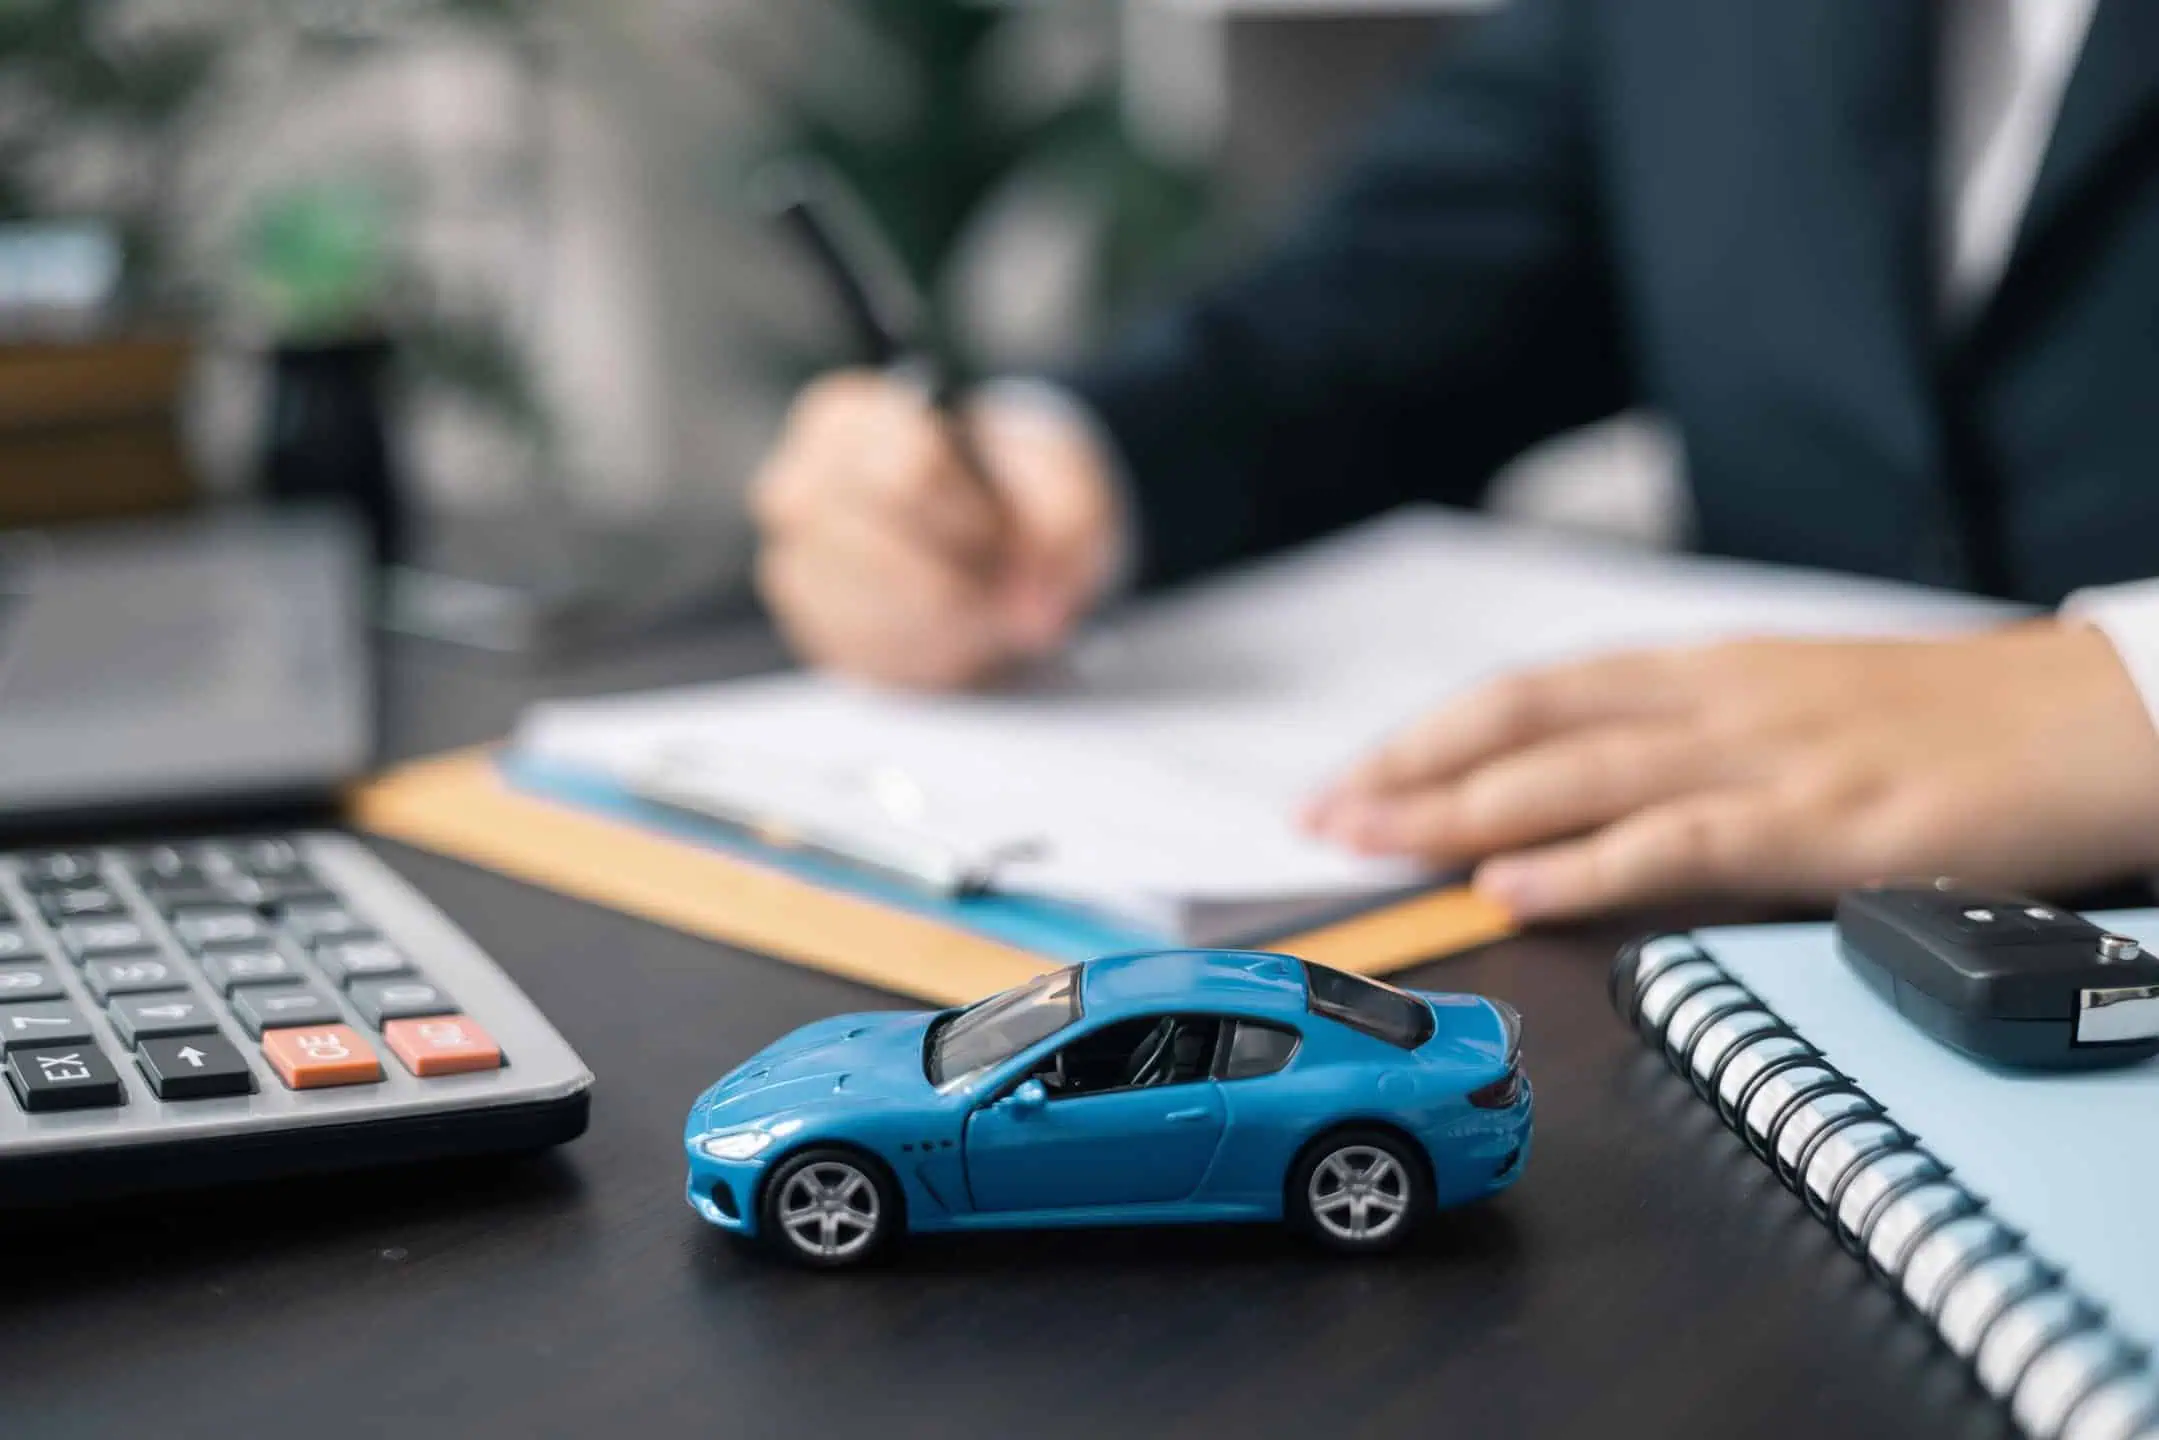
[759,1147,898,1269]
[1289,1128,1425,1255]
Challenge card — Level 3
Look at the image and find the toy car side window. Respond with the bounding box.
[1302,961,1435,1049]
[1216,1019,1300,1081]
[1034,1014,1221,1098]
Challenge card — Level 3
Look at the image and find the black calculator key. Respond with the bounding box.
[6,1045,124,1111]
[200,947,297,994]
[146,882,236,914]
[19,851,103,888]
[0,965,63,1002]
[235,838,306,876]
[282,903,374,945]
[191,841,239,872]
[108,992,218,1046]
[348,978,455,1027]
[226,874,334,908]
[128,844,202,882]
[204,872,267,906]
[83,956,180,1001]
[316,940,411,988]
[0,1000,93,1051]
[59,918,152,960]
[0,925,39,961]
[230,984,341,1038]
[198,841,306,879]
[136,1034,253,1100]
[171,908,271,951]
[39,885,123,921]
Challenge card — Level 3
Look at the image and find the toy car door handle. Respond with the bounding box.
[1164,1107,1211,1123]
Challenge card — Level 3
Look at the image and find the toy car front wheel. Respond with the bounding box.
[1289,1129,1425,1255]
[759,1147,898,1268]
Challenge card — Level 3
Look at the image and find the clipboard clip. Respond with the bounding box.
[628,750,1043,900]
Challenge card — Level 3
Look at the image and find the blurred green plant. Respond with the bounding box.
[239,173,547,441]
[715,0,1212,371]
[243,179,395,340]
[236,2,553,453]
[240,4,555,461]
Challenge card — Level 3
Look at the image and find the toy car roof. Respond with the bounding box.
[1078,949,1312,1018]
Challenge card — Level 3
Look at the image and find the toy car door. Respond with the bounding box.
[964,1014,1228,1211]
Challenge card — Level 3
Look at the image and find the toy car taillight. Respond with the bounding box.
[1466,1067,1522,1109]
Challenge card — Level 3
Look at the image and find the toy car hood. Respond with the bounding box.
[693,1010,934,1127]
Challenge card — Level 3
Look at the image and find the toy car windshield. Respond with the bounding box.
[925,965,1081,1087]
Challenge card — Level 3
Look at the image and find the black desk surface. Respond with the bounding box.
[0,631,2014,1440]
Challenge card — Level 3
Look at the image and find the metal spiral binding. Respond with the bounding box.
[1610,934,2159,1440]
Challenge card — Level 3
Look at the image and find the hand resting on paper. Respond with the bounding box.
[750,371,1124,690]
[749,379,2159,923]
[1303,623,2159,922]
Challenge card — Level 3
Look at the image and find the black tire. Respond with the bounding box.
[757,1146,901,1269]
[1287,1127,1427,1255]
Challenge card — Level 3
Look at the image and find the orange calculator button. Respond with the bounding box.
[261,1025,384,1090]
[383,1015,503,1077]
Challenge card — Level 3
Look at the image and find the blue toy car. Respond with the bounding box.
[683,949,1531,1267]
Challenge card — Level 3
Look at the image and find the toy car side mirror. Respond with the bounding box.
[1008,1078,1048,1113]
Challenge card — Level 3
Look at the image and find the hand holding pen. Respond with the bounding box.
[748,162,1126,690]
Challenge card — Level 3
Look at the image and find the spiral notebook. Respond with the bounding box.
[1612,919,2159,1440]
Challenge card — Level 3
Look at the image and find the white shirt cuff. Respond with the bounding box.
[2063,579,2159,734]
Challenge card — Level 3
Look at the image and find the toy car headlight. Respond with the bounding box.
[699,1129,777,1161]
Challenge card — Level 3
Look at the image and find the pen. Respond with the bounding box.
[761,161,1007,511]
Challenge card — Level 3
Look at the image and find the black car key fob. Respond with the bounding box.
[1835,881,2159,1070]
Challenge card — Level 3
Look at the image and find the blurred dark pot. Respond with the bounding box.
[261,336,407,566]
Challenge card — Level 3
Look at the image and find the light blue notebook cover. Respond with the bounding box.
[1669,914,2159,1438]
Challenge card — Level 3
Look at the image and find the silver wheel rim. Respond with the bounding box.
[776,1160,881,1260]
[1306,1145,1410,1243]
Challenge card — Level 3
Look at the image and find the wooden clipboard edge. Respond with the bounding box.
[1279,885,1516,978]
[350,748,1056,1008]
[348,748,1517,1005]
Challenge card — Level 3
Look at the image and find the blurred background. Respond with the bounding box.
[0,0,1674,655]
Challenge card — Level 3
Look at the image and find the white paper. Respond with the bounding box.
[515,508,2018,932]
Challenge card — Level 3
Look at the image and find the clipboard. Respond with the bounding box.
[351,748,1518,1008]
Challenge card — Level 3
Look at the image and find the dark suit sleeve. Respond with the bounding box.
[1064,0,1629,587]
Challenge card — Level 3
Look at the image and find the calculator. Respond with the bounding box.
[0,832,592,1205]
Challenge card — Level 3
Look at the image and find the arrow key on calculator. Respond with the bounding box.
[137,1033,253,1100]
